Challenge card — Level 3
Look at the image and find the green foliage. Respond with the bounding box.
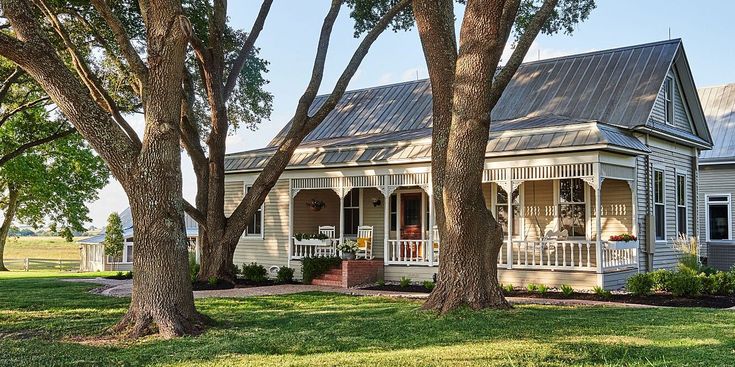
[276,267,294,284]
[537,284,549,296]
[515,0,596,38]
[701,271,735,296]
[301,256,342,284]
[526,283,538,292]
[503,283,515,294]
[59,227,74,242]
[208,276,218,286]
[399,277,411,288]
[189,253,200,283]
[593,285,611,299]
[102,213,124,261]
[241,263,267,282]
[626,273,654,296]
[376,278,385,286]
[422,280,435,291]
[560,284,574,298]
[294,233,329,241]
[669,269,702,297]
[346,0,416,37]
[651,269,674,292]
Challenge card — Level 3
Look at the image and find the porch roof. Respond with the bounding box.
[224,119,649,172]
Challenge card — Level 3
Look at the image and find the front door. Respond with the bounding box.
[400,193,422,239]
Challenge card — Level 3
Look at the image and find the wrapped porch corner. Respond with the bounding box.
[285,160,641,290]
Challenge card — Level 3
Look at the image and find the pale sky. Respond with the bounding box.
[83,0,735,227]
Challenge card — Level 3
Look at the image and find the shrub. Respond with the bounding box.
[376,278,385,286]
[399,277,411,288]
[231,263,241,276]
[678,254,701,273]
[703,271,735,295]
[125,271,133,279]
[650,269,673,292]
[116,271,123,278]
[189,253,200,283]
[526,283,538,292]
[503,284,515,294]
[423,280,435,291]
[626,273,654,296]
[560,284,574,298]
[669,269,702,297]
[593,285,612,299]
[208,276,218,286]
[537,284,549,296]
[276,267,294,283]
[241,262,268,282]
[301,256,342,284]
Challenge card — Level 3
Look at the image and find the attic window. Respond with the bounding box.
[663,77,674,125]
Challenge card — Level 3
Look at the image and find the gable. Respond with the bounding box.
[649,68,695,133]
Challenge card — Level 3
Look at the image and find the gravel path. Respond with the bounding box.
[62,277,659,308]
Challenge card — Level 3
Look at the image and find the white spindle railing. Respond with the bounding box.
[510,240,596,270]
[290,238,339,259]
[601,242,638,270]
[386,239,434,265]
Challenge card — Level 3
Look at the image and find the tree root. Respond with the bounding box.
[110,308,211,339]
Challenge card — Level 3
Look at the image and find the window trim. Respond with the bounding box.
[705,194,732,242]
[663,76,674,126]
[491,183,523,238]
[342,188,361,237]
[243,185,265,239]
[653,169,666,242]
[675,173,687,236]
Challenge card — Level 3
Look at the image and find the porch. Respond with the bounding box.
[286,161,640,287]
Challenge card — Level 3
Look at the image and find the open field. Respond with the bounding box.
[0,273,734,366]
[3,236,84,260]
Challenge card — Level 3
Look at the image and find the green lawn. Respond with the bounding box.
[1,274,734,366]
[3,236,84,260]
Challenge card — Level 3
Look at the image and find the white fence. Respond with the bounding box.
[4,258,80,271]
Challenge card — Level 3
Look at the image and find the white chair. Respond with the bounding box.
[432,225,440,261]
[356,226,373,260]
[317,226,336,257]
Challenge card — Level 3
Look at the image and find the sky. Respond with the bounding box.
[82,0,735,227]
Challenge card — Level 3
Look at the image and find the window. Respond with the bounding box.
[124,241,133,263]
[343,189,360,237]
[654,170,665,241]
[558,178,586,237]
[245,186,263,236]
[676,174,687,235]
[496,185,520,236]
[663,77,674,125]
[707,195,731,241]
[390,194,397,231]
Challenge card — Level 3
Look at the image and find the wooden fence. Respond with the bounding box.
[4,258,80,272]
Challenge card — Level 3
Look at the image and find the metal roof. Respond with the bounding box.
[698,83,735,162]
[78,207,199,244]
[226,119,649,172]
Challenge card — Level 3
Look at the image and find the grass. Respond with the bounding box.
[3,236,84,260]
[1,274,735,366]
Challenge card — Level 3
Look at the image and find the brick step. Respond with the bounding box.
[319,273,342,281]
[324,268,343,276]
[311,279,342,287]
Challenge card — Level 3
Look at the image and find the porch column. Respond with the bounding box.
[506,168,513,269]
[594,164,604,280]
[287,179,294,268]
[339,184,345,248]
[427,189,434,266]
[383,176,390,265]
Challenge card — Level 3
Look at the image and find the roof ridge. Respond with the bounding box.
[697,82,735,91]
[518,39,680,66]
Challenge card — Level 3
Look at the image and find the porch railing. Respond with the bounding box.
[386,239,436,265]
[601,243,638,271]
[291,238,339,259]
[501,240,596,271]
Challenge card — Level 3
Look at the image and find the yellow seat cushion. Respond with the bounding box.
[357,237,371,250]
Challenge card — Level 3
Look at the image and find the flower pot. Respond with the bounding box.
[341,252,356,260]
[607,240,638,250]
[309,206,323,212]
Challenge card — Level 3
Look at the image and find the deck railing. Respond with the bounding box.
[601,243,638,271]
[290,239,339,259]
[502,240,596,271]
[386,239,437,265]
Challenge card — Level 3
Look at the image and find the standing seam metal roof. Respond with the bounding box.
[698,83,735,161]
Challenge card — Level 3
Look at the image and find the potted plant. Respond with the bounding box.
[306,199,326,212]
[608,234,638,250]
[337,240,358,260]
[293,232,329,245]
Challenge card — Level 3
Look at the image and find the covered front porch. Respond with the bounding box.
[286,158,640,288]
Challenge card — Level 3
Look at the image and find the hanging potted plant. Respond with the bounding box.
[607,234,639,250]
[306,199,326,212]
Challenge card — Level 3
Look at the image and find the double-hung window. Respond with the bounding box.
[676,174,687,235]
[707,195,731,241]
[343,189,360,237]
[663,76,674,125]
[558,178,586,237]
[245,186,263,237]
[495,185,520,236]
[654,170,665,241]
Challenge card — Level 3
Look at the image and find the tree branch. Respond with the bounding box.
[0,96,51,129]
[489,0,558,107]
[0,128,76,167]
[183,199,207,228]
[0,66,23,103]
[89,0,148,90]
[223,0,273,100]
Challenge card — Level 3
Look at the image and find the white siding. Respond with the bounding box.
[649,69,694,133]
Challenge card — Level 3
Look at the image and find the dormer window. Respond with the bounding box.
[663,76,674,125]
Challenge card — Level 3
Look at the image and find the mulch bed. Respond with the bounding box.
[192,278,294,291]
[104,274,133,280]
[362,284,735,308]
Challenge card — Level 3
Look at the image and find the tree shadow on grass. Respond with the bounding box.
[2,281,735,366]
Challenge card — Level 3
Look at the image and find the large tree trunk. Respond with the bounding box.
[0,185,19,271]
